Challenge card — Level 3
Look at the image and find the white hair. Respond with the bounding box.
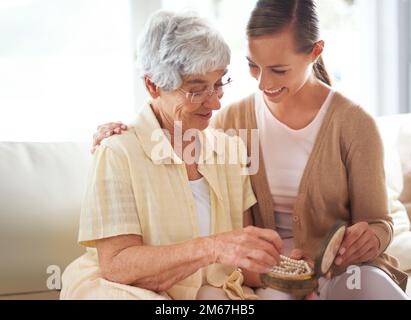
[136,10,231,91]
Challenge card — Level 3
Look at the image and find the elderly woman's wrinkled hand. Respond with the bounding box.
[211,226,283,274]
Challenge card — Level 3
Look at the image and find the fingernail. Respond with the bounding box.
[339,247,346,255]
[335,257,342,265]
[106,131,111,136]
[121,125,127,129]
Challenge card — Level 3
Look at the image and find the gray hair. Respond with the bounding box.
[136,10,231,91]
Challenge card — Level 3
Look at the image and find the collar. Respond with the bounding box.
[133,102,225,165]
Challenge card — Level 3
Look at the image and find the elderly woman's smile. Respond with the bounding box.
[196,111,212,119]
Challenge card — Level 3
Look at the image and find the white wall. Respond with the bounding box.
[129,0,162,112]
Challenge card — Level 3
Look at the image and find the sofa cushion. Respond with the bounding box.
[377,115,411,272]
[398,125,411,221]
[377,114,411,220]
[0,142,90,296]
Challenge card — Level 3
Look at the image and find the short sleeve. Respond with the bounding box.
[238,137,257,212]
[242,174,257,213]
[78,144,142,247]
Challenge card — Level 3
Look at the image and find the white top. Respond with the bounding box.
[255,90,335,238]
[189,177,211,237]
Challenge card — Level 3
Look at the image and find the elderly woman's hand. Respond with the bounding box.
[91,122,128,154]
[211,226,283,274]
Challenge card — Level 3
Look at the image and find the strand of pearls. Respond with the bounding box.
[270,255,312,276]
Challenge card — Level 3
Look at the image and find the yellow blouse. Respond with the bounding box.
[75,104,257,300]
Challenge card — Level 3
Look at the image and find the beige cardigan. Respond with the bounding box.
[212,92,408,291]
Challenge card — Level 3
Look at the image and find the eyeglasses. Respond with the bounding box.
[178,75,233,104]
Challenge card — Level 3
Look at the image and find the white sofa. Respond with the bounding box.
[0,115,410,300]
[0,143,89,299]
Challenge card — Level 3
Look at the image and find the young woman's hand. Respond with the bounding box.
[289,248,323,300]
[91,122,128,154]
[289,248,315,269]
[334,222,380,267]
[211,226,283,274]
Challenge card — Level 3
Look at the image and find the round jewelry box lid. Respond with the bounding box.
[314,221,347,278]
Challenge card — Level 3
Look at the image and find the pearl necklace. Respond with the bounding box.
[270,255,313,276]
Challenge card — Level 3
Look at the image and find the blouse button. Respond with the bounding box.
[293,216,300,223]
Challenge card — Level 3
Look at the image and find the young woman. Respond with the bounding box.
[93,0,408,299]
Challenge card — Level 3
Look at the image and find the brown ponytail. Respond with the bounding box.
[247,0,332,86]
[313,56,331,86]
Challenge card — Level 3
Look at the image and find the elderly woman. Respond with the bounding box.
[60,11,282,300]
